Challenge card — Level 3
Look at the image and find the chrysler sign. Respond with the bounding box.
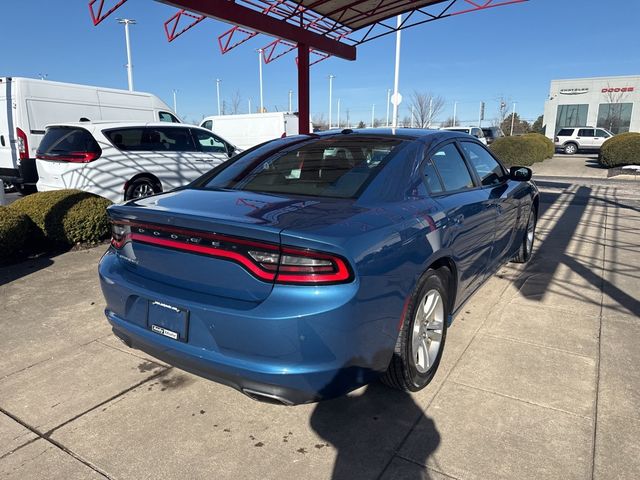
[559,88,589,95]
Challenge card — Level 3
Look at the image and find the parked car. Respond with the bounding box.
[481,126,505,145]
[554,127,613,154]
[0,77,180,195]
[99,129,539,404]
[36,122,238,203]
[441,126,488,145]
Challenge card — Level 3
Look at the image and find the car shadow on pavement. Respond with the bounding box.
[310,366,440,480]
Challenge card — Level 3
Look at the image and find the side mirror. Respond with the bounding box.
[509,166,532,182]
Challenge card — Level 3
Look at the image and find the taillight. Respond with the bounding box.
[110,220,353,285]
[16,128,29,160]
[36,151,100,163]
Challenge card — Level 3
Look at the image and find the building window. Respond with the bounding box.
[597,103,633,134]
[555,104,588,132]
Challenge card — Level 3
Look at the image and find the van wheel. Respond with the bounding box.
[16,184,37,195]
[381,268,449,392]
[125,177,158,200]
[564,143,578,155]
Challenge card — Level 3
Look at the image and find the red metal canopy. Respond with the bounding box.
[89,0,528,133]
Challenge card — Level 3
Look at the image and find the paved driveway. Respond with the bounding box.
[1,174,638,479]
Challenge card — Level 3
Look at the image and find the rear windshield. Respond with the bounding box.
[104,127,197,152]
[37,127,100,155]
[201,136,405,198]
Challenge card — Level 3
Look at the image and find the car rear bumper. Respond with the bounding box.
[99,250,397,404]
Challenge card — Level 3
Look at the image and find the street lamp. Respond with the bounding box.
[117,18,136,91]
[172,89,178,114]
[337,98,341,129]
[328,75,335,129]
[391,15,402,128]
[258,49,264,113]
[386,89,391,127]
[288,89,293,113]
[216,79,221,115]
[453,101,458,127]
[510,102,517,136]
[371,104,375,128]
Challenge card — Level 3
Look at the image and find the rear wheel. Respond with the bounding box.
[564,143,578,155]
[124,177,159,201]
[381,268,449,392]
[512,207,537,263]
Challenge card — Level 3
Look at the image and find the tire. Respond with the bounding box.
[124,177,159,201]
[16,183,37,195]
[564,143,578,155]
[3,181,14,193]
[512,207,537,263]
[381,268,449,392]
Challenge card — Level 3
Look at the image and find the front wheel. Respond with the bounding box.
[512,207,537,263]
[381,268,449,392]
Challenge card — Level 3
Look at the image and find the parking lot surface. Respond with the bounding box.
[1,162,639,479]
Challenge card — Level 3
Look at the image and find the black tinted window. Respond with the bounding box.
[430,143,474,192]
[105,127,197,152]
[37,127,100,155]
[595,129,610,137]
[423,159,443,194]
[578,129,595,137]
[203,136,404,198]
[202,120,213,130]
[159,112,180,123]
[557,129,574,136]
[461,142,506,187]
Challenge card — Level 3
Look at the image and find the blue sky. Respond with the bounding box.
[2,0,639,126]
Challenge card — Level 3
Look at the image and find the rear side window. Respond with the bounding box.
[422,159,444,194]
[105,127,197,152]
[578,129,595,137]
[430,143,475,192]
[202,136,405,199]
[461,142,506,187]
[557,129,574,136]
[37,127,100,156]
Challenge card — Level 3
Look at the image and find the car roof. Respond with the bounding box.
[43,121,201,129]
[314,128,468,142]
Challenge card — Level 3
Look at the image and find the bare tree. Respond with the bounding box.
[494,95,512,127]
[409,91,446,128]
[312,113,327,131]
[600,85,631,133]
[230,90,242,114]
[441,116,459,128]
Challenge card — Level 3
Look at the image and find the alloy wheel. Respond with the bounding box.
[411,289,444,373]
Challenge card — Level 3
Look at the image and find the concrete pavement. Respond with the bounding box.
[0,158,638,479]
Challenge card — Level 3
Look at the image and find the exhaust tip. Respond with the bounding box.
[242,388,294,406]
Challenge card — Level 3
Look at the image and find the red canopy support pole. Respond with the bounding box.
[297,43,310,135]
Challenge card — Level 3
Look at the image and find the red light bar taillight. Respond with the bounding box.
[16,128,29,160]
[36,151,100,163]
[110,221,353,285]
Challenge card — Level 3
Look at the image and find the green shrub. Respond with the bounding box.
[524,133,555,159]
[599,132,640,168]
[490,134,551,167]
[0,206,37,264]
[10,190,112,246]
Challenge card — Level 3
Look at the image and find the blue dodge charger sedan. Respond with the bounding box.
[99,129,538,405]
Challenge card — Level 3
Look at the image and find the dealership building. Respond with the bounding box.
[543,75,640,138]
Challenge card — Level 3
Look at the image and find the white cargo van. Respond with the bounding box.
[200,112,301,151]
[0,77,180,194]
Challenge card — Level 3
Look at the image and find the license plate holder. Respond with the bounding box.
[147,300,189,342]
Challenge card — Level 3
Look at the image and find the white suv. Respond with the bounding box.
[441,127,488,145]
[554,127,613,155]
[36,122,238,202]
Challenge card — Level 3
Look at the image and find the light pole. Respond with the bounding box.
[371,104,375,128]
[172,89,178,114]
[510,102,517,136]
[288,90,293,113]
[216,79,221,115]
[328,75,335,129]
[258,49,264,113]
[337,98,341,129]
[428,97,433,128]
[453,101,458,127]
[248,98,252,114]
[117,18,136,91]
[391,15,402,128]
[411,105,415,128]
[386,88,391,127]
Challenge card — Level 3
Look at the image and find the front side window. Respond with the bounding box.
[555,104,588,132]
[192,129,228,154]
[105,127,197,152]
[202,136,405,198]
[159,111,180,123]
[429,143,475,192]
[201,120,213,130]
[461,142,506,187]
[597,103,633,134]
